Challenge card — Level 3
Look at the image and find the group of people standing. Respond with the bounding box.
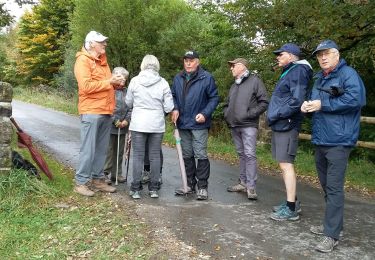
[73,30,366,253]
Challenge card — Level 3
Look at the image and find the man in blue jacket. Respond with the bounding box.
[267,43,313,221]
[301,40,366,253]
[171,50,219,200]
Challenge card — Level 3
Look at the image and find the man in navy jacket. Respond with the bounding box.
[267,43,313,221]
[302,40,366,253]
[171,50,219,200]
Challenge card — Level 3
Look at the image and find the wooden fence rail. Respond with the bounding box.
[299,116,375,149]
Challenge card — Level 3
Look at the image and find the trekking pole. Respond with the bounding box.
[174,123,188,194]
[115,127,120,186]
[124,131,131,182]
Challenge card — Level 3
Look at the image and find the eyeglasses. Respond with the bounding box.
[316,50,337,58]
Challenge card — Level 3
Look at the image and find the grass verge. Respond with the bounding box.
[13,87,375,194]
[0,134,157,259]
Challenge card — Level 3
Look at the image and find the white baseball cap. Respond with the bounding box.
[85,31,108,43]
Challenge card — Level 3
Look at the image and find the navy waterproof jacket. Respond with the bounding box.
[310,59,366,147]
[171,66,219,130]
[267,61,313,132]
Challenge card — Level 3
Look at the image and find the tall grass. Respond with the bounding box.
[13,86,78,115]
[0,133,157,259]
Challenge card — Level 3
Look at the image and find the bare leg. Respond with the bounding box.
[279,162,296,202]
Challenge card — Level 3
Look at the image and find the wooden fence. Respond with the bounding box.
[299,116,375,149]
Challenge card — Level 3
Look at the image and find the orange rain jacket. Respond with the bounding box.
[74,47,115,115]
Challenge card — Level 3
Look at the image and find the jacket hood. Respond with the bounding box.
[136,69,162,87]
[75,46,108,66]
[293,59,313,70]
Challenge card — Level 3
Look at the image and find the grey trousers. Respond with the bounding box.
[144,139,163,173]
[315,145,351,240]
[179,129,210,189]
[179,129,208,159]
[104,133,126,179]
[130,131,163,191]
[231,126,258,189]
[75,114,112,185]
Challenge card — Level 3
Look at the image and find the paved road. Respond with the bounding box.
[12,100,375,259]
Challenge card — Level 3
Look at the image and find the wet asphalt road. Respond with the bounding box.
[12,100,375,260]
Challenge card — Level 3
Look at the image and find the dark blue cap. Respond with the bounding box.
[312,40,339,55]
[273,43,301,57]
[183,50,199,59]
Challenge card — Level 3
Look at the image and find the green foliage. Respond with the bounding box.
[0,3,13,28]
[0,134,157,258]
[0,29,22,85]
[13,86,78,115]
[0,169,54,212]
[16,0,74,87]
[59,0,248,96]
[224,0,375,113]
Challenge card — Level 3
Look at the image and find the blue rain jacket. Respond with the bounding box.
[171,67,219,130]
[310,59,366,146]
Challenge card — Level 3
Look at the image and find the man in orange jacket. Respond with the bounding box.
[74,30,124,196]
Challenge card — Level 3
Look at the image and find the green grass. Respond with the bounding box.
[13,87,78,115]
[13,87,375,193]
[0,133,157,259]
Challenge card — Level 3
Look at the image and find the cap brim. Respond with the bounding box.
[97,36,108,42]
[312,47,329,56]
[184,55,198,59]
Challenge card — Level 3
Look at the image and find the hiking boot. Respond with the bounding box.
[315,236,338,253]
[270,205,299,221]
[129,190,141,199]
[149,190,159,198]
[141,170,150,184]
[227,183,246,192]
[273,200,302,213]
[196,189,208,200]
[74,184,95,197]
[175,186,196,195]
[247,188,258,200]
[91,179,116,193]
[310,225,344,238]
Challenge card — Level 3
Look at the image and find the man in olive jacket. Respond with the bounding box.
[223,58,269,200]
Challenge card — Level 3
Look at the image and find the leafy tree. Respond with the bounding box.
[16,0,74,86]
[224,0,375,114]
[0,3,13,28]
[0,28,21,85]
[60,0,247,97]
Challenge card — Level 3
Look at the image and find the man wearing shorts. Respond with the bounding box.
[266,43,312,221]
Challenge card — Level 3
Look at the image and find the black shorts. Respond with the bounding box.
[271,129,299,163]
